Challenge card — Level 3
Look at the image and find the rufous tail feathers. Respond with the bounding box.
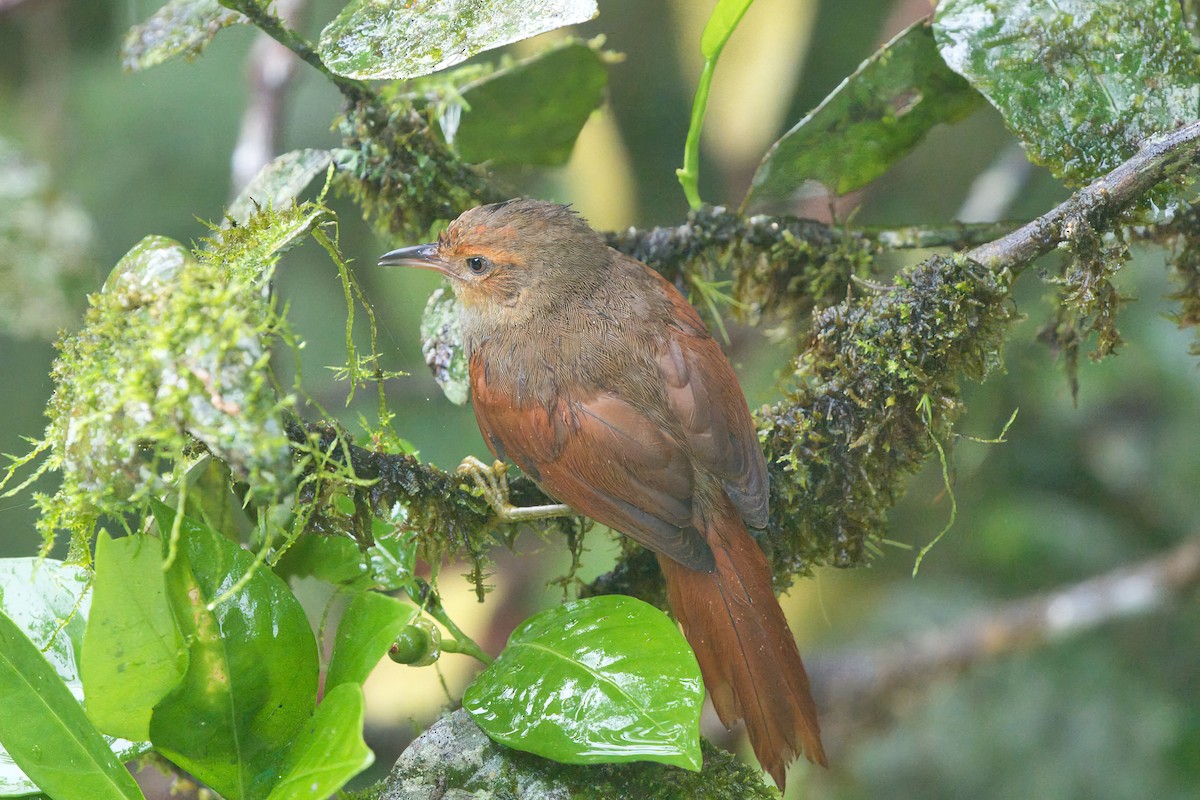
[657,499,825,789]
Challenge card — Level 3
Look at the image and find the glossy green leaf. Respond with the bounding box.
[120,0,247,73]
[318,0,598,81]
[0,560,145,800]
[449,40,608,166]
[700,0,754,59]
[934,0,1199,186]
[82,531,187,742]
[226,149,334,227]
[463,595,704,770]
[743,22,982,209]
[148,501,319,800]
[264,684,373,800]
[326,592,418,690]
[418,287,469,406]
[273,534,371,587]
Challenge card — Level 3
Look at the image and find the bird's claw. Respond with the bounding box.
[456,456,572,523]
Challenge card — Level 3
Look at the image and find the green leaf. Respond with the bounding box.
[700,0,754,59]
[264,684,374,800]
[226,149,334,227]
[0,561,145,800]
[463,595,704,770]
[82,530,187,742]
[273,534,371,587]
[933,0,1199,185]
[418,287,469,406]
[326,592,418,690]
[120,0,247,73]
[148,501,319,800]
[744,21,982,209]
[449,40,608,166]
[317,0,599,81]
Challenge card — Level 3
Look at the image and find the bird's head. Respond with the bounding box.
[378,199,609,326]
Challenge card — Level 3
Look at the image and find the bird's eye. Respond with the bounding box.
[465,256,489,274]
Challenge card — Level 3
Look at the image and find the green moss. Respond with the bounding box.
[757,253,1013,580]
[1168,213,1200,355]
[1037,217,1131,399]
[334,92,505,243]
[603,205,877,333]
[4,204,326,555]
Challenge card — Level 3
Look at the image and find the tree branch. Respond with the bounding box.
[968,121,1200,270]
[809,535,1200,729]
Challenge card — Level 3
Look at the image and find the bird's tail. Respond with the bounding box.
[657,498,825,789]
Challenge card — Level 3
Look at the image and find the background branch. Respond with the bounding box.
[810,535,1200,738]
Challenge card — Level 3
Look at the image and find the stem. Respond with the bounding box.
[424,590,494,666]
[677,57,717,210]
[220,0,371,102]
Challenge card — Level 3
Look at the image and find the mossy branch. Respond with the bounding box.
[294,122,1200,605]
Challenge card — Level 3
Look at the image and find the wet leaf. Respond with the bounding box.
[934,0,1199,185]
[463,595,703,770]
[0,558,147,799]
[326,592,417,690]
[449,40,608,166]
[318,0,598,81]
[264,684,373,800]
[82,531,187,743]
[745,22,981,209]
[121,0,247,73]
[148,501,319,800]
[419,287,469,405]
[227,149,334,227]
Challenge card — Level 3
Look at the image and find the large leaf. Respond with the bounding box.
[121,0,247,73]
[264,684,373,800]
[934,0,1199,186]
[82,531,187,742]
[326,591,418,690]
[318,0,598,81]
[743,22,982,210]
[448,40,609,166]
[148,502,319,800]
[463,595,704,770]
[0,559,145,800]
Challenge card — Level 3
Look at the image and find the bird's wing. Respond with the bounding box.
[470,353,715,571]
[646,266,770,529]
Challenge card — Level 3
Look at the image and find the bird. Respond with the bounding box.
[379,198,825,787]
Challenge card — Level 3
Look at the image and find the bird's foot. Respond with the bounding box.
[457,456,572,523]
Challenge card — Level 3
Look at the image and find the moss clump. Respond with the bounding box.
[1037,215,1130,398]
[5,204,324,555]
[335,92,505,243]
[758,253,1013,581]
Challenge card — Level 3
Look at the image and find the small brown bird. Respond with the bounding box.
[380,199,825,787]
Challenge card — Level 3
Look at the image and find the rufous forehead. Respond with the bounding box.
[441,222,519,258]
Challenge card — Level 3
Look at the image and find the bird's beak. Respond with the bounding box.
[378,243,450,275]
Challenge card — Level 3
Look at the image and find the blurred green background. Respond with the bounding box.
[2,1,1198,798]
